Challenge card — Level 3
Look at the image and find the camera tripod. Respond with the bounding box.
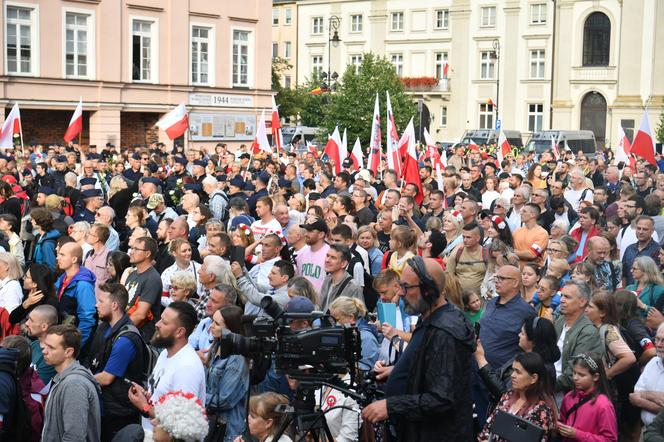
[272,382,336,442]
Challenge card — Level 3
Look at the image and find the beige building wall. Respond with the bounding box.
[295,0,663,149]
[0,0,273,150]
[272,0,298,88]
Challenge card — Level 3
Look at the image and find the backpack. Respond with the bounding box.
[349,248,378,312]
[598,324,640,400]
[454,245,489,266]
[0,364,31,442]
[113,324,160,380]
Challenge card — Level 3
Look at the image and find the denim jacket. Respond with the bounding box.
[205,353,250,441]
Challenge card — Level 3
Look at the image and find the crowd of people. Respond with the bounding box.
[0,139,663,441]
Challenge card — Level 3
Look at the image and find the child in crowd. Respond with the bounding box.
[462,290,484,325]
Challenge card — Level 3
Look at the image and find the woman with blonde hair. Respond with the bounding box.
[286,276,319,307]
[329,296,380,372]
[107,175,128,200]
[441,210,464,263]
[444,271,465,308]
[161,238,202,298]
[626,256,664,314]
[288,193,306,225]
[357,225,383,275]
[384,225,417,277]
[0,251,24,313]
[241,392,292,442]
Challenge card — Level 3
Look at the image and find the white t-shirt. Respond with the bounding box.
[0,277,23,313]
[250,218,282,241]
[143,344,206,430]
[634,357,664,425]
[564,187,593,212]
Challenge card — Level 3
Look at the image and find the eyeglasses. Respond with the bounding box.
[494,275,515,282]
[399,282,421,293]
[494,205,504,209]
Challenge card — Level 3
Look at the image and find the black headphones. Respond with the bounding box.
[406,256,440,302]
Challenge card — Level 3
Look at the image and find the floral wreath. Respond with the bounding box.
[449,210,464,224]
[236,223,251,236]
[491,216,506,230]
[153,391,208,442]
[274,230,287,246]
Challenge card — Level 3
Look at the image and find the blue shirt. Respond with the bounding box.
[479,294,535,368]
[189,317,213,351]
[102,331,137,377]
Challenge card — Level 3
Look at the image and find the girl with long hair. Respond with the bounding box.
[8,263,57,324]
[521,263,540,304]
[383,225,417,277]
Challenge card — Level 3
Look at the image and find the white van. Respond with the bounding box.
[525,130,597,157]
[461,129,524,148]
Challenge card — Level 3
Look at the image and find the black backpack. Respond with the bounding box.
[0,363,31,442]
[113,324,160,381]
[349,248,378,312]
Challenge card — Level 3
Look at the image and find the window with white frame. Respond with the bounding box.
[530,4,547,25]
[65,12,90,78]
[272,8,279,25]
[312,55,323,77]
[232,29,251,87]
[391,12,404,31]
[391,53,403,76]
[350,55,363,73]
[528,103,544,132]
[272,42,278,59]
[191,25,211,85]
[131,19,157,82]
[312,17,323,35]
[6,5,37,75]
[351,14,363,32]
[530,49,545,79]
[284,41,291,59]
[435,9,449,29]
[480,7,496,27]
[435,52,448,79]
[284,8,292,25]
[284,75,291,88]
[479,103,494,129]
[480,51,495,79]
[440,106,448,127]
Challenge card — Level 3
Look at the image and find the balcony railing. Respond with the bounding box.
[401,77,450,92]
[570,66,617,83]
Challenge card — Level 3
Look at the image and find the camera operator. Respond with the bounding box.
[362,256,476,441]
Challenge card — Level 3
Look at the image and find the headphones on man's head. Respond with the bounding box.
[406,256,440,302]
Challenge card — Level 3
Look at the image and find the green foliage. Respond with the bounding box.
[656,99,664,144]
[272,57,326,127]
[319,53,418,147]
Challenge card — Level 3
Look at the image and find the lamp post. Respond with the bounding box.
[322,15,341,92]
[491,39,500,129]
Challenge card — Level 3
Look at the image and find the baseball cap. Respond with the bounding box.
[342,158,353,168]
[147,193,165,210]
[300,218,329,234]
[286,296,315,314]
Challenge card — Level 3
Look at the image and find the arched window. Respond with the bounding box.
[583,12,610,66]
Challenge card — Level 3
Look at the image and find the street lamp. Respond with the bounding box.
[324,15,341,92]
[490,39,500,129]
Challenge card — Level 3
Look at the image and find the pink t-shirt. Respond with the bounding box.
[296,243,330,292]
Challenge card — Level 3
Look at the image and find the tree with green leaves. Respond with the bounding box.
[656,99,664,144]
[319,53,417,147]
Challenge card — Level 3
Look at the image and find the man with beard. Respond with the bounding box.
[85,283,144,441]
[127,301,206,430]
[296,219,330,292]
[362,257,476,441]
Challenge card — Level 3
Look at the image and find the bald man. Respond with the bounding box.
[54,242,97,346]
[585,236,620,291]
[363,257,475,441]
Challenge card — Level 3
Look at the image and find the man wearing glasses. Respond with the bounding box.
[362,257,476,441]
[125,237,163,341]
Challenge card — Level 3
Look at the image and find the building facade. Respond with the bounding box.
[293,0,664,148]
[272,0,298,89]
[0,0,272,149]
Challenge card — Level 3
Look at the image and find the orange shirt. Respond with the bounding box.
[513,224,549,268]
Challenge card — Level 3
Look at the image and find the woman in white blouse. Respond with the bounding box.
[0,251,24,313]
[161,238,202,297]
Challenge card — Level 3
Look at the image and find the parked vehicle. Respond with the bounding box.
[525,130,597,157]
[460,129,523,148]
[281,126,320,149]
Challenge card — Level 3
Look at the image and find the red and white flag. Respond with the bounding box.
[64,98,83,143]
[324,126,344,174]
[468,140,480,152]
[631,109,657,165]
[496,130,511,164]
[350,137,364,171]
[367,94,382,174]
[271,96,283,153]
[386,91,402,176]
[251,110,272,155]
[551,135,560,160]
[443,62,450,78]
[401,119,423,205]
[306,141,318,158]
[0,103,22,149]
[341,128,348,156]
[615,124,631,165]
[423,128,444,191]
[156,103,189,140]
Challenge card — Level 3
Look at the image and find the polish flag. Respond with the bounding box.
[251,110,272,155]
[631,109,657,165]
[306,141,319,158]
[443,62,449,78]
[386,91,402,176]
[615,125,631,165]
[487,98,496,108]
[350,137,364,170]
[551,135,560,160]
[468,140,480,152]
[367,94,382,174]
[424,128,444,190]
[64,98,83,143]
[0,103,22,149]
[156,103,189,140]
[271,96,283,153]
[324,126,344,174]
[342,128,348,156]
[400,119,423,205]
[496,130,511,164]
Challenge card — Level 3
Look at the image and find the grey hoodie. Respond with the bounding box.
[42,360,101,442]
